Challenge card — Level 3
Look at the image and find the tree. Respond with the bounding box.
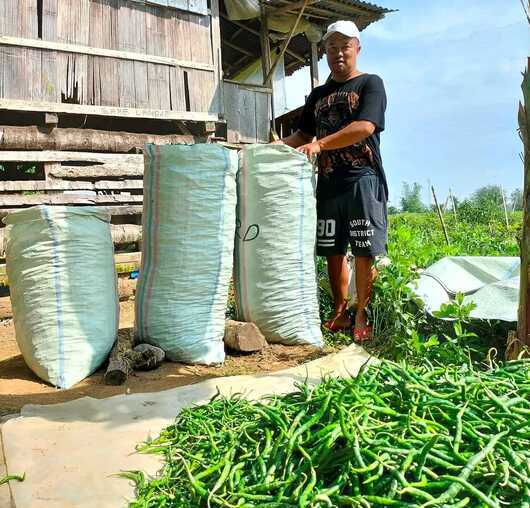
[400,182,426,213]
[388,205,399,215]
[511,188,523,211]
[470,185,504,208]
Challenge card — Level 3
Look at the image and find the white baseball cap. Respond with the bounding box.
[322,20,361,42]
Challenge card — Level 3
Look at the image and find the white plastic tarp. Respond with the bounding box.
[413,256,520,322]
[224,0,260,20]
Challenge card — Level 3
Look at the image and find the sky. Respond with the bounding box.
[284,0,529,207]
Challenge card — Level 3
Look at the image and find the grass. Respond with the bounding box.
[360,212,521,364]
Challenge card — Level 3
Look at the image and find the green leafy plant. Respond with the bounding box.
[360,212,521,365]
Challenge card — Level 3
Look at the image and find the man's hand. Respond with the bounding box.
[297,141,321,159]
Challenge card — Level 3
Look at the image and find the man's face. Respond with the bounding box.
[325,33,360,76]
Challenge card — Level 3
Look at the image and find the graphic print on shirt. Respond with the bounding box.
[314,91,374,176]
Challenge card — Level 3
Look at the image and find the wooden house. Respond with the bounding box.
[0,0,391,254]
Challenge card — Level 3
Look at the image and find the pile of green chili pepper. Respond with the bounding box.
[127,359,530,507]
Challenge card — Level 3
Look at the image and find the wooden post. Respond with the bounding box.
[259,6,276,134]
[44,113,59,126]
[432,185,450,246]
[501,186,510,227]
[517,59,530,350]
[104,329,137,385]
[449,188,458,221]
[310,41,319,89]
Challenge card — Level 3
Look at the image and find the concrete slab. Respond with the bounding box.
[2,345,372,508]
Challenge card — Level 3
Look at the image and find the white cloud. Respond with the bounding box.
[284,0,527,199]
[365,0,525,42]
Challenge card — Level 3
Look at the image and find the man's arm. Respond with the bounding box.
[274,129,314,148]
[297,120,375,158]
[298,75,386,158]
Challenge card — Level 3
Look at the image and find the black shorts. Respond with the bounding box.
[316,174,388,257]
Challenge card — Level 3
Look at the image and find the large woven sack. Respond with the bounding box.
[235,144,323,347]
[5,206,118,388]
[135,144,237,364]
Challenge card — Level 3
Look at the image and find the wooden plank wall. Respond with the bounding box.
[0,0,219,114]
[1,0,39,101]
[0,151,145,241]
[223,82,271,144]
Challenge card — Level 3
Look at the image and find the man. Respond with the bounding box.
[275,20,387,342]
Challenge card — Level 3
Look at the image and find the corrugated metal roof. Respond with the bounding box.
[221,0,394,78]
[330,0,394,14]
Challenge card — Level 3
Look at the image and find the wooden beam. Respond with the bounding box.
[271,0,335,18]
[323,0,375,17]
[260,7,273,86]
[0,36,215,72]
[0,100,220,123]
[260,6,275,135]
[230,27,244,41]
[49,164,143,180]
[309,41,319,89]
[44,113,58,125]
[263,0,310,86]
[0,205,143,221]
[219,13,305,63]
[223,80,273,94]
[0,179,143,192]
[297,13,329,21]
[0,151,143,164]
[0,126,201,152]
[210,0,225,117]
[267,0,322,16]
[223,40,254,57]
[110,225,142,245]
[101,205,144,217]
[0,194,143,207]
[131,0,208,15]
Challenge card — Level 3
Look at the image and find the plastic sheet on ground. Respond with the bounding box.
[1,345,371,508]
[412,256,520,322]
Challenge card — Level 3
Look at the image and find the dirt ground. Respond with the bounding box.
[0,300,331,416]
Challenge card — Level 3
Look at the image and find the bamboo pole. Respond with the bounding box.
[449,188,458,221]
[432,185,450,246]
[501,187,510,227]
[263,0,309,86]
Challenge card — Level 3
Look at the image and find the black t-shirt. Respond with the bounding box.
[298,73,387,199]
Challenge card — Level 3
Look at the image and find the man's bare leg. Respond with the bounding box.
[354,256,377,332]
[325,255,351,328]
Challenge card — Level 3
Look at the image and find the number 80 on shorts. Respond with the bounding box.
[317,219,336,238]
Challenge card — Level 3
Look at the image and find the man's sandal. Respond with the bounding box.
[323,319,351,333]
[353,325,372,343]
